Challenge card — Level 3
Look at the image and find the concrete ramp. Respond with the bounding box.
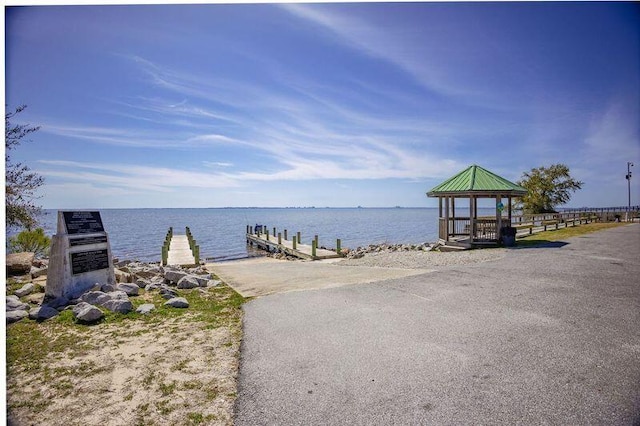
[206,257,432,297]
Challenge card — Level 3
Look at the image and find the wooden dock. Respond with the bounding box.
[167,235,196,266]
[162,227,200,267]
[246,228,342,261]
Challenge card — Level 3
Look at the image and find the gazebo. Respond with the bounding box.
[427,165,527,249]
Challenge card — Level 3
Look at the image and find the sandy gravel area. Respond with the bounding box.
[8,317,239,426]
[336,248,507,269]
[7,285,243,426]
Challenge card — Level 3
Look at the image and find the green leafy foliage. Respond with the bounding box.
[9,228,51,257]
[6,105,44,230]
[517,164,583,214]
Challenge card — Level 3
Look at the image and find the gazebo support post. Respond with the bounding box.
[469,195,476,241]
[444,196,450,242]
[496,195,503,241]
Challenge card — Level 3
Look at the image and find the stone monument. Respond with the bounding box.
[45,211,116,300]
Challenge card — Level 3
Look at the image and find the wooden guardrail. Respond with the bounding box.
[185,226,200,265]
[161,227,173,266]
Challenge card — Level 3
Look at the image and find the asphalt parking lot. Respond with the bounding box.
[234,224,640,425]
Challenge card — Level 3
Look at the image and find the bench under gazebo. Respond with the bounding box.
[427,165,527,249]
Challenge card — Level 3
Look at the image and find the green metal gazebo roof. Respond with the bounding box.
[427,165,527,197]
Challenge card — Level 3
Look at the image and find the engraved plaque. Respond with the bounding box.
[69,235,108,247]
[63,211,105,235]
[70,249,110,275]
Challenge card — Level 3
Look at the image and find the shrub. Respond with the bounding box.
[9,228,51,257]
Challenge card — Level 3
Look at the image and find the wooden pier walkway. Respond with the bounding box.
[247,230,342,261]
[167,235,196,266]
[162,227,200,267]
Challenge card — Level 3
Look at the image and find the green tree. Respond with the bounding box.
[517,164,583,214]
[9,228,51,257]
[6,105,44,229]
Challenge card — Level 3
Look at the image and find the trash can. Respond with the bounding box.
[500,226,517,247]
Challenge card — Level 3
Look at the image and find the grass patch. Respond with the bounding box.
[516,222,628,247]
[6,320,95,371]
[158,380,177,396]
[187,412,216,425]
[6,278,26,295]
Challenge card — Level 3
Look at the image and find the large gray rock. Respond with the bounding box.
[14,283,36,298]
[72,302,104,323]
[135,278,151,288]
[164,297,189,308]
[30,266,48,278]
[6,295,29,312]
[81,291,112,306]
[7,310,29,323]
[117,283,139,296]
[136,303,155,315]
[101,298,133,314]
[192,275,212,287]
[6,252,35,276]
[100,283,117,293]
[159,287,179,299]
[164,270,188,284]
[29,306,60,321]
[177,275,200,289]
[145,282,162,292]
[109,290,130,300]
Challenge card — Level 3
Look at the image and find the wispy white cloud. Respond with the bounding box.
[37,160,242,191]
[203,161,233,168]
[38,55,466,185]
[41,123,188,148]
[280,4,476,100]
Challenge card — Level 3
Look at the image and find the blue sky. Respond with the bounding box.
[5,2,639,208]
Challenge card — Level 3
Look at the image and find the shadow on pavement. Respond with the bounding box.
[512,240,569,249]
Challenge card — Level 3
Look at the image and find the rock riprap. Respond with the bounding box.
[7,259,219,324]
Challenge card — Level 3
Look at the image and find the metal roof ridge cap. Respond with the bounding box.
[470,165,477,190]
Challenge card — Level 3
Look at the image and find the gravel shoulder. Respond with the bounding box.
[336,247,507,269]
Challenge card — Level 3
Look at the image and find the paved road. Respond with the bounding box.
[235,224,640,425]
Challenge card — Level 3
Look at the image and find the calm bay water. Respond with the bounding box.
[31,207,496,262]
